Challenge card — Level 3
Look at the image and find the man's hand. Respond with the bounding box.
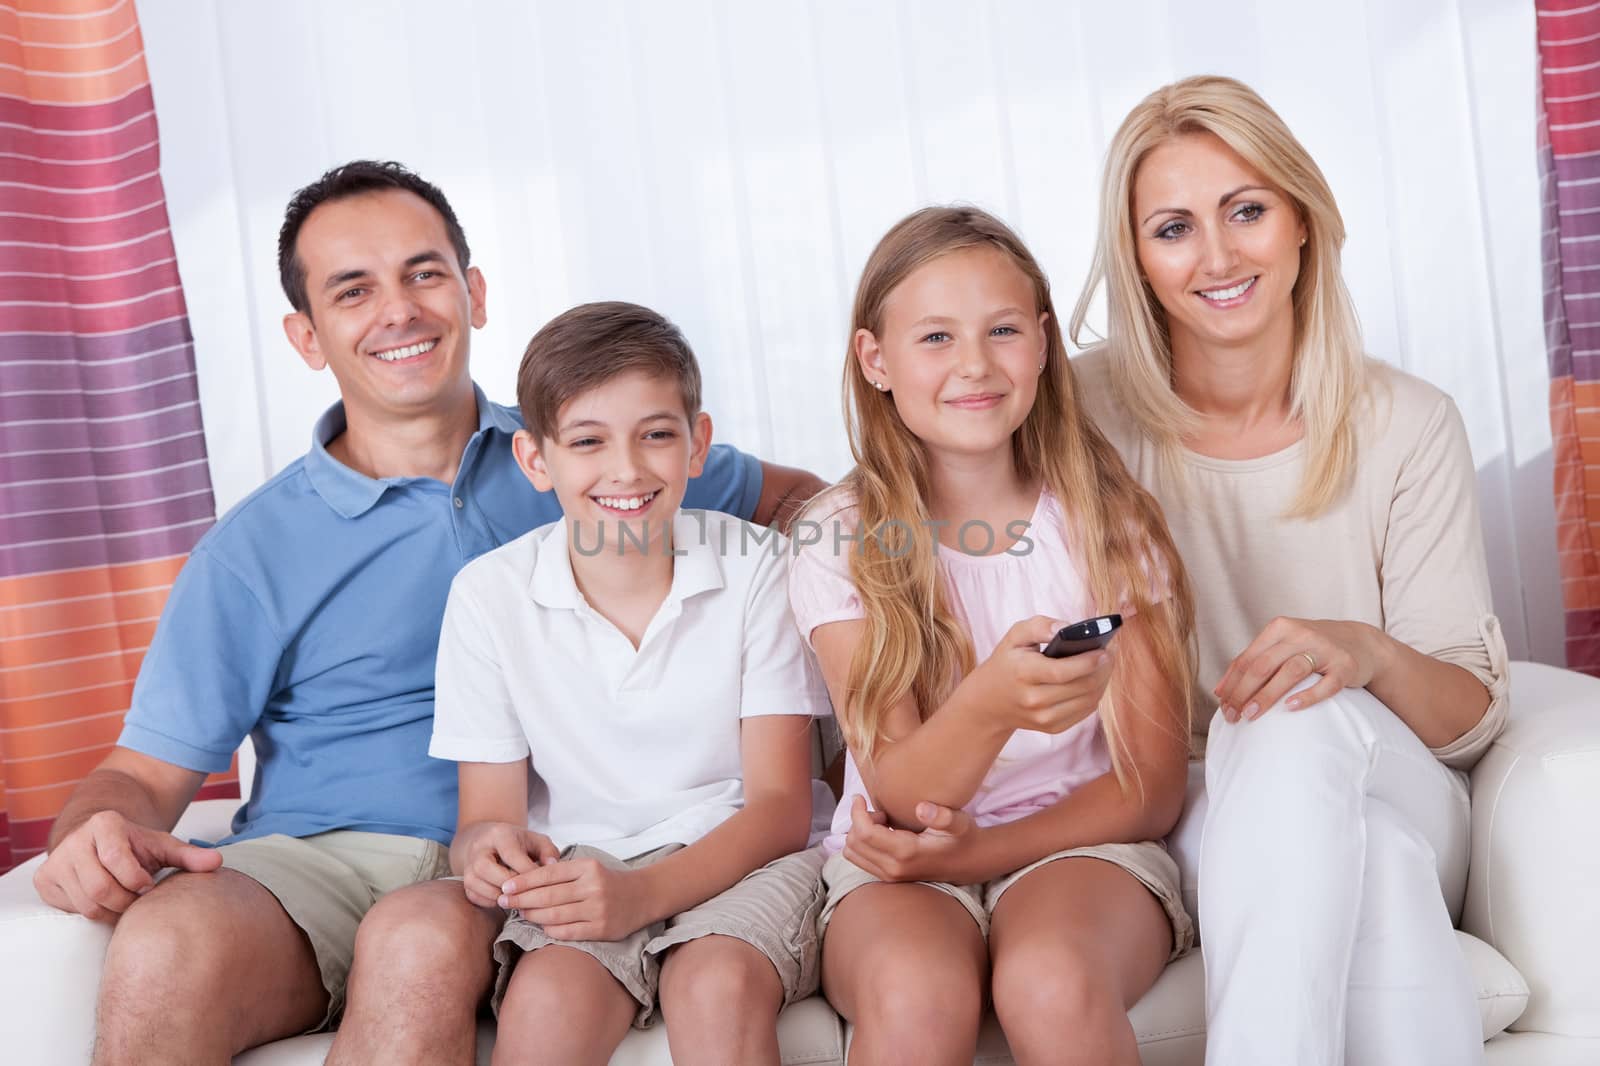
[500,856,653,942]
[842,795,985,885]
[34,810,222,922]
[459,821,559,909]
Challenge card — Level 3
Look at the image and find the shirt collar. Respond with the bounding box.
[529,510,726,611]
[304,384,516,519]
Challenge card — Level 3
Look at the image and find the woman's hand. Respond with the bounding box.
[1214,616,1390,722]
[964,616,1116,735]
[842,795,987,884]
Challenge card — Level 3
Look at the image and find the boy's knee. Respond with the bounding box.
[659,936,781,1021]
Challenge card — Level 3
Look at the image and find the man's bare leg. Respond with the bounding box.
[327,879,503,1066]
[94,869,326,1066]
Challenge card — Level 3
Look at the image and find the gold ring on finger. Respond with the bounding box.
[1300,651,1317,672]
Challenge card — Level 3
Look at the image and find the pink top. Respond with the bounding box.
[788,489,1114,855]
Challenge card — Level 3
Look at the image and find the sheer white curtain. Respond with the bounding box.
[137,0,1560,665]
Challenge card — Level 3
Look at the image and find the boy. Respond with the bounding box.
[423,301,831,1065]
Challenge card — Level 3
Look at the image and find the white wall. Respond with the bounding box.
[136,0,1562,665]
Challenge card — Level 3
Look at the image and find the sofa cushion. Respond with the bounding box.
[231,996,845,1066]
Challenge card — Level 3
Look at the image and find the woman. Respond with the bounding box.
[1066,75,1509,1065]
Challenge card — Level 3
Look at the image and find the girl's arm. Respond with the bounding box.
[811,614,1117,829]
[843,612,1189,885]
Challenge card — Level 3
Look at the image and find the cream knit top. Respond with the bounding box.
[1075,347,1509,770]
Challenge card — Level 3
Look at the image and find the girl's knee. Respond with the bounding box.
[992,946,1120,1030]
[851,958,983,1039]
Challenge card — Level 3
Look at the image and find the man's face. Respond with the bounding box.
[282,188,486,423]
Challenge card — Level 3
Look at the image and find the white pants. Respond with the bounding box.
[1166,682,1481,1066]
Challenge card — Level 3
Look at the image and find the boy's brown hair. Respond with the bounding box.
[516,301,703,441]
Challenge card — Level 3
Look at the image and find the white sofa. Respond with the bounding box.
[4,661,1599,1065]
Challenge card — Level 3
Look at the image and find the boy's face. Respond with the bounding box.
[282,188,486,425]
[513,370,712,555]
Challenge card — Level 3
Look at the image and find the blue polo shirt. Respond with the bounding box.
[118,386,763,845]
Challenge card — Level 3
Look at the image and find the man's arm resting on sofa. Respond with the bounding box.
[34,747,220,921]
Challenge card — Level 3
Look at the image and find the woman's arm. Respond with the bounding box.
[1213,393,1501,755]
[1213,616,1489,750]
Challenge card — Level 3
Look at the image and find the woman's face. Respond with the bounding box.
[1131,131,1306,358]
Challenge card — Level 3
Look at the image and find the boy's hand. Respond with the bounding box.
[500,857,652,942]
[842,795,984,884]
[462,822,559,909]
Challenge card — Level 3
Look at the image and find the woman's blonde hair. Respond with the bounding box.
[1068,74,1366,517]
[829,206,1195,786]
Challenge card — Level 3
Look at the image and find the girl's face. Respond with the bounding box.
[1131,131,1306,357]
[856,246,1048,466]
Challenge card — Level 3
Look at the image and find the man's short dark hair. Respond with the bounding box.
[517,302,703,442]
[277,160,471,315]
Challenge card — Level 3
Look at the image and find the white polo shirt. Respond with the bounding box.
[430,509,834,859]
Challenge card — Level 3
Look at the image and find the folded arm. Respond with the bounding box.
[843,611,1189,885]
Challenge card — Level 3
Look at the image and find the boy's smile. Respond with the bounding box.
[513,369,712,556]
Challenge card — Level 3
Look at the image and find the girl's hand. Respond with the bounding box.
[842,795,985,884]
[1214,616,1388,723]
[967,616,1115,734]
[461,822,559,909]
[499,857,652,942]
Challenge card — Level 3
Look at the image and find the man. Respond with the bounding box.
[32,160,825,1064]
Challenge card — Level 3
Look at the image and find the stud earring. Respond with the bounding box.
[873,380,886,391]
[1299,236,1307,247]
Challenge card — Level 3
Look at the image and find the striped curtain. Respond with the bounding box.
[0,0,234,872]
[1540,1,1600,676]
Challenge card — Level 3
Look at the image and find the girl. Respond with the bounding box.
[789,206,1195,1066]
[1070,76,1508,1065]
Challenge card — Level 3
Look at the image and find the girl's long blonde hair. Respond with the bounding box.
[832,206,1195,785]
[1068,74,1367,517]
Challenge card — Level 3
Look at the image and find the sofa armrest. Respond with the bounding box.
[0,799,243,1066]
[1463,661,1600,1037]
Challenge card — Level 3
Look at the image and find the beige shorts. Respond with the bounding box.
[818,839,1194,961]
[492,843,826,1027]
[216,830,452,1027]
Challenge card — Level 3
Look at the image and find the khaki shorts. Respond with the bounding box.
[818,839,1194,961]
[217,830,452,1028]
[492,844,826,1027]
